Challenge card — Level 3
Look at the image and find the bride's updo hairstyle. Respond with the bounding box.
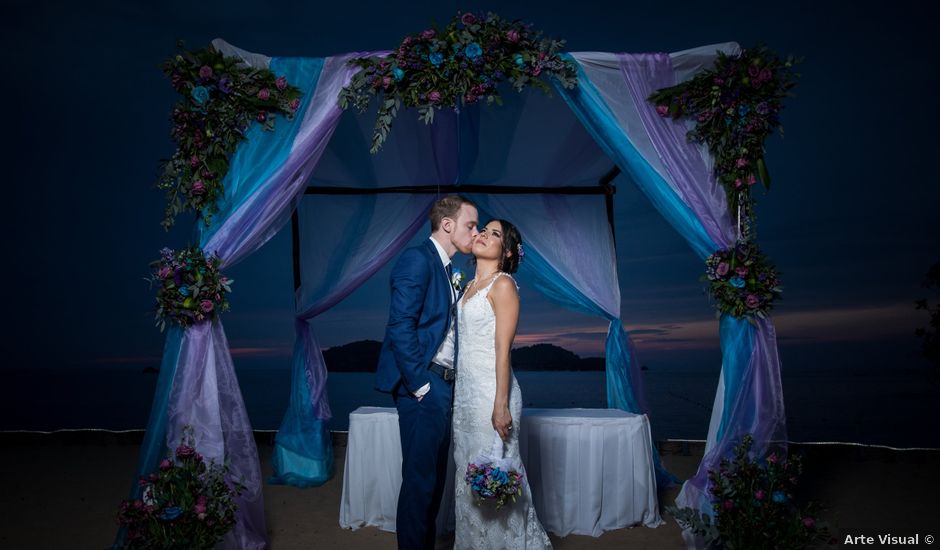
[493,219,523,274]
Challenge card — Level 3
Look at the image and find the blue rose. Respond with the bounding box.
[771,490,787,503]
[392,67,405,81]
[179,285,190,296]
[160,506,183,521]
[730,276,745,288]
[464,42,482,60]
[428,52,444,66]
[514,53,525,67]
[738,104,750,116]
[191,86,209,105]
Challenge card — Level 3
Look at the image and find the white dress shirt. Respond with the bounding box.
[415,236,457,399]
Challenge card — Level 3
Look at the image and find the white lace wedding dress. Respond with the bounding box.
[452,273,552,550]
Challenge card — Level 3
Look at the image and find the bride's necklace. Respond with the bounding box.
[471,270,499,287]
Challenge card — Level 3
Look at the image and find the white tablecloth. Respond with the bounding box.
[339,407,661,537]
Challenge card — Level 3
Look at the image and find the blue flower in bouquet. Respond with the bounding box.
[191,85,209,105]
[178,285,190,296]
[514,53,525,67]
[772,490,787,503]
[729,276,746,288]
[392,67,405,81]
[429,52,444,66]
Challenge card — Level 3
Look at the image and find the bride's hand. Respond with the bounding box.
[492,406,513,441]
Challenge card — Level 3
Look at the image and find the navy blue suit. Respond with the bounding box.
[376,238,455,549]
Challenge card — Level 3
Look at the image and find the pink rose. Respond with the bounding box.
[176,445,196,459]
[198,65,213,79]
[159,458,173,470]
[189,155,200,168]
[802,517,816,529]
[759,68,772,82]
[538,51,546,60]
[257,88,271,100]
[191,180,206,195]
[716,262,730,276]
[735,158,748,168]
[382,75,392,88]
[429,90,442,103]
[735,266,748,277]
[655,105,669,117]
[722,499,734,510]
[421,29,435,39]
[531,65,542,77]
[754,489,766,500]
[200,300,214,313]
[158,266,172,280]
[461,12,476,25]
[747,174,757,186]
[746,294,760,309]
[256,111,266,123]
[288,98,301,111]
[506,30,520,43]
[275,76,288,90]
[748,64,760,78]
[767,452,778,464]
[734,178,743,188]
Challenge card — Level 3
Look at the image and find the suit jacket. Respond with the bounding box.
[376,239,455,394]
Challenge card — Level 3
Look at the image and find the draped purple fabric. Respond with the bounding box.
[616,52,789,532]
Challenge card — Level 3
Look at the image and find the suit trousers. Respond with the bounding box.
[394,371,454,549]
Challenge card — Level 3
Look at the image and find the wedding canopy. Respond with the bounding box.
[130,39,787,549]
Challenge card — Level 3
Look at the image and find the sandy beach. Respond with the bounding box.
[1,431,938,549]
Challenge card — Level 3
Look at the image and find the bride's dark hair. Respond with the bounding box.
[493,219,522,274]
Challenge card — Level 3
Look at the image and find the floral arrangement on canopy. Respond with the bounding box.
[668,435,830,549]
[117,427,244,549]
[704,241,782,322]
[338,11,578,153]
[648,45,799,319]
[156,43,304,229]
[149,247,233,332]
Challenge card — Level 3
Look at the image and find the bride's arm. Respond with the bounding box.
[489,276,519,440]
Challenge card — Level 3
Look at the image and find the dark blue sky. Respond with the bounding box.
[3,0,938,373]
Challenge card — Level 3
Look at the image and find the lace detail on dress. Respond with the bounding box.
[453,273,552,549]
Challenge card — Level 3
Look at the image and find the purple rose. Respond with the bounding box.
[716,262,730,276]
[767,452,778,464]
[198,65,213,79]
[506,29,520,43]
[802,517,816,529]
[275,76,288,90]
[429,90,442,103]
[421,29,436,39]
[735,266,748,277]
[748,64,760,78]
[531,65,542,77]
[158,266,172,280]
[288,98,301,111]
[382,75,392,88]
[655,105,669,117]
[754,489,766,500]
[256,111,266,123]
[746,294,760,309]
[759,67,772,82]
[722,499,734,510]
[257,88,271,100]
[159,458,173,470]
[200,300,214,313]
[189,155,199,168]
[175,445,196,459]
[461,12,476,25]
[191,180,206,195]
[217,77,232,94]
[735,157,748,168]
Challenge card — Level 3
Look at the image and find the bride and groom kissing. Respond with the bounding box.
[375,195,552,549]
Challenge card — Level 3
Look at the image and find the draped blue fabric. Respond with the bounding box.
[716,315,754,442]
[554,54,717,260]
[271,194,434,487]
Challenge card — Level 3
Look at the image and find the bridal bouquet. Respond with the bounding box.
[465,433,525,509]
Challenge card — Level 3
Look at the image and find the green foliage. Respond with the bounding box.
[703,241,782,321]
[148,246,232,331]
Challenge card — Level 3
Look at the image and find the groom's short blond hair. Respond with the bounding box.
[429,195,475,231]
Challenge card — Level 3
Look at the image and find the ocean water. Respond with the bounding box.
[2,363,938,448]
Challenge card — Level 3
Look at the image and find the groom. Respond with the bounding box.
[376,195,479,549]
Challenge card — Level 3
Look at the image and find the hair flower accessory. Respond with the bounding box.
[516,243,524,261]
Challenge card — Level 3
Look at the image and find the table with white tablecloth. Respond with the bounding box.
[339,406,662,537]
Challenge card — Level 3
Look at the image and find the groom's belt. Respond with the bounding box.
[429,362,456,382]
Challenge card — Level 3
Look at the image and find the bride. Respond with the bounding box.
[452,219,552,549]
